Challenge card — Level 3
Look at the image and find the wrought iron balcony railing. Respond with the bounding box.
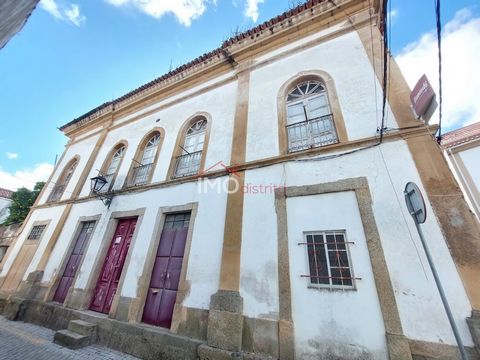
[286,114,338,153]
[127,163,153,187]
[173,151,202,178]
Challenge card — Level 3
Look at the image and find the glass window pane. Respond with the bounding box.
[287,103,306,125]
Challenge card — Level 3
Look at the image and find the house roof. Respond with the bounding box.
[441,122,480,149]
[0,188,13,199]
[60,0,382,132]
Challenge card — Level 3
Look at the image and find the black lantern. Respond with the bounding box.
[90,175,108,193]
[90,175,113,207]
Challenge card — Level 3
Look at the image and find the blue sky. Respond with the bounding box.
[0,0,479,190]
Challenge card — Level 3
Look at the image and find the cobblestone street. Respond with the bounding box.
[0,316,138,359]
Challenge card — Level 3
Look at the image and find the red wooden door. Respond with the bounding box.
[53,221,95,303]
[90,218,137,314]
[142,213,190,328]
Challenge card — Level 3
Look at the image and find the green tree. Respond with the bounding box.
[2,182,45,225]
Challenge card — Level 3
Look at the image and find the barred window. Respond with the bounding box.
[302,230,355,289]
[27,225,47,240]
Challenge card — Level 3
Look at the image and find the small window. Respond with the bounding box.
[27,225,47,240]
[303,230,354,289]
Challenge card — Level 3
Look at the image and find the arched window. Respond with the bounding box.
[283,79,340,152]
[48,157,78,202]
[127,131,162,186]
[98,144,126,192]
[173,118,207,178]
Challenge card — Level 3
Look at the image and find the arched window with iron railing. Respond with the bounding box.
[127,131,162,187]
[285,80,338,152]
[48,157,79,202]
[172,118,207,178]
[96,144,126,192]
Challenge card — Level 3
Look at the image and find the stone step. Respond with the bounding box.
[68,319,97,337]
[53,329,92,349]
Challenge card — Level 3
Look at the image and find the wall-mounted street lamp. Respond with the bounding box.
[90,175,113,207]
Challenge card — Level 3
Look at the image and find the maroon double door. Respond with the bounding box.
[90,218,137,314]
[53,221,95,303]
[142,213,190,328]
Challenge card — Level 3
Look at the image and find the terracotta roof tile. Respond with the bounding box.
[59,0,334,131]
[441,122,480,148]
[0,188,13,199]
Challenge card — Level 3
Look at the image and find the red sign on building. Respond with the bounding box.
[410,74,436,119]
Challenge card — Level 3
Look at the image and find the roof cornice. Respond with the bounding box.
[60,0,379,136]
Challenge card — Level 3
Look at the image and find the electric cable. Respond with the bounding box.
[434,0,443,143]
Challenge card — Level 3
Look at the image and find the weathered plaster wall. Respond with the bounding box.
[287,191,387,360]
[0,205,65,277]
[246,30,396,162]
[41,201,105,283]
[78,80,237,196]
[38,134,101,205]
[240,139,473,351]
[46,179,228,311]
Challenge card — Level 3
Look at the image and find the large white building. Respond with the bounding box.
[1,1,479,359]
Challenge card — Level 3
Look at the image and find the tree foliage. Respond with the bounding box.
[2,182,45,225]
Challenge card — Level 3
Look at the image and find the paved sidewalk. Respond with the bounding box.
[0,316,138,359]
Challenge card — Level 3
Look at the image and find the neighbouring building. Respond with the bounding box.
[0,188,13,224]
[1,1,480,359]
[441,122,480,221]
[0,188,15,262]
[0,0,39,50]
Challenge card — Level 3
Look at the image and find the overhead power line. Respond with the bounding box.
[434,0,443,143]
[379,0,389,143]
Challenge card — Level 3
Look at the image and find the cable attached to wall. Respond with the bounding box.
[434,0,443,143]
[379,0,389,143]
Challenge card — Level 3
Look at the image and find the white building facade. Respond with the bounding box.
[442,122,480,221]
[1,1,480,359]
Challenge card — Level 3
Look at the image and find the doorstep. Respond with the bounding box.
[1,298,202,359]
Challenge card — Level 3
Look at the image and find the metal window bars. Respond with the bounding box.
[173,151,202,178]
[27,225,46,240]
[127,163,153,187]
[286,114,338,152]
[299,231,357,289]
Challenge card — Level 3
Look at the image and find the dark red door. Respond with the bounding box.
[142,213,190,328]
[90,218,137,314]
[53,221,95,303]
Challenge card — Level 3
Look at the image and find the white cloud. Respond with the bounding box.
[0,163,54,191]
[65,4,86,26]
[6,152,18,160]
[40,0,85,26]
[245,0,265,22]
[105,0,213,26]
[396,8,480,130]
